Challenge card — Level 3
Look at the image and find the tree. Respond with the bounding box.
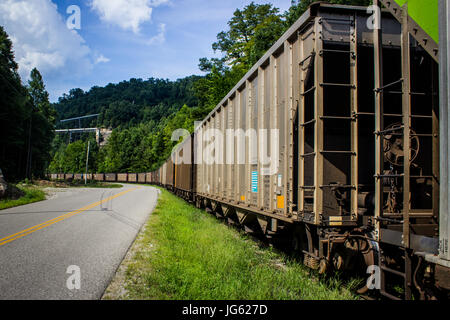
[0,26,31,180]
[194,2,284,115]
[27,68,56,178]
[212,2,280,68]
[284,0,372,26]
[49,136,98,173]
[194,58,246,114]
[28,68,55,123]
[0,26,57,180]
[247,14,285,66]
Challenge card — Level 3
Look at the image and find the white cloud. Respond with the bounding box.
[95,54,110,64]
[90,0,169,34]
[149,0,171,6]
[147,23,166,45]
[0,0,93,81]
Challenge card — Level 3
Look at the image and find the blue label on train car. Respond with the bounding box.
[251,171,258,193]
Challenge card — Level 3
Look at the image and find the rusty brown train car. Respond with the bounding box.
[172,134,195,201]
[117,173,128,182]
[127,173,137,183]
[105,173,117,182]
[138,173,146,184]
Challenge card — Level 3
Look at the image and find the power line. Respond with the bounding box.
[60,114,100,123]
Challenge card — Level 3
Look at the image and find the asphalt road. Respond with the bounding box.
[0,184,159,300]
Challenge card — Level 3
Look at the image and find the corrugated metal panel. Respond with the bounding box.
[173,135,193,192]
[65,174,74,180]
[138,173,146,183]
[166,157,174,187]
[105,173,116,182]
[162,163,166,185]
[238,87,247,204]
[128,173,137,183]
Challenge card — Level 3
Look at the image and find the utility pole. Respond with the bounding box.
[85,141,90,185]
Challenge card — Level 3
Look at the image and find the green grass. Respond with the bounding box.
[69,180,123,188]
[107,188,357,300]
[48,180,123,189]
[0,184,46,210]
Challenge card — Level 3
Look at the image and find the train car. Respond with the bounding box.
[74,174,82,181]
[160,160,174,189]
[64,174,74,181]
[166,157,174,190]
[138,173,146,183]
[160,163,167,186]
[173,134,195,201]
[153,169,161,185]
[117,173,128,182]
[94,173,104,181]
[105,173,117,182]
[128,173,137,183]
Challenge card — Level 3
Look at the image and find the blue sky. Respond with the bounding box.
[0,0,292,102]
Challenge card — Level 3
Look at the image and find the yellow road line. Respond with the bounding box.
[0,187,138,247]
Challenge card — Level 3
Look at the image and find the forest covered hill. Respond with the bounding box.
[54,76,200,129]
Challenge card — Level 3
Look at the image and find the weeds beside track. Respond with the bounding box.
[103,187,357,300]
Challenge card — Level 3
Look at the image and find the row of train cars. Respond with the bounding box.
[48,150,193,202]
[49,172,161,185]
[49,3,450,300]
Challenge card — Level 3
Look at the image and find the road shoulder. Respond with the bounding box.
[102,187,160,300]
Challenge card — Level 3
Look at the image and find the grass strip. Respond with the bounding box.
[68,181,123,188]
[0,185,46,210]
[40,180,123,189]
[104,188,357,300]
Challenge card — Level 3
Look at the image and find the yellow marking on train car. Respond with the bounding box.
[0,187,138,247]
[240,195,245,202]
[277,196,285,209]
[328,216,343,226]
